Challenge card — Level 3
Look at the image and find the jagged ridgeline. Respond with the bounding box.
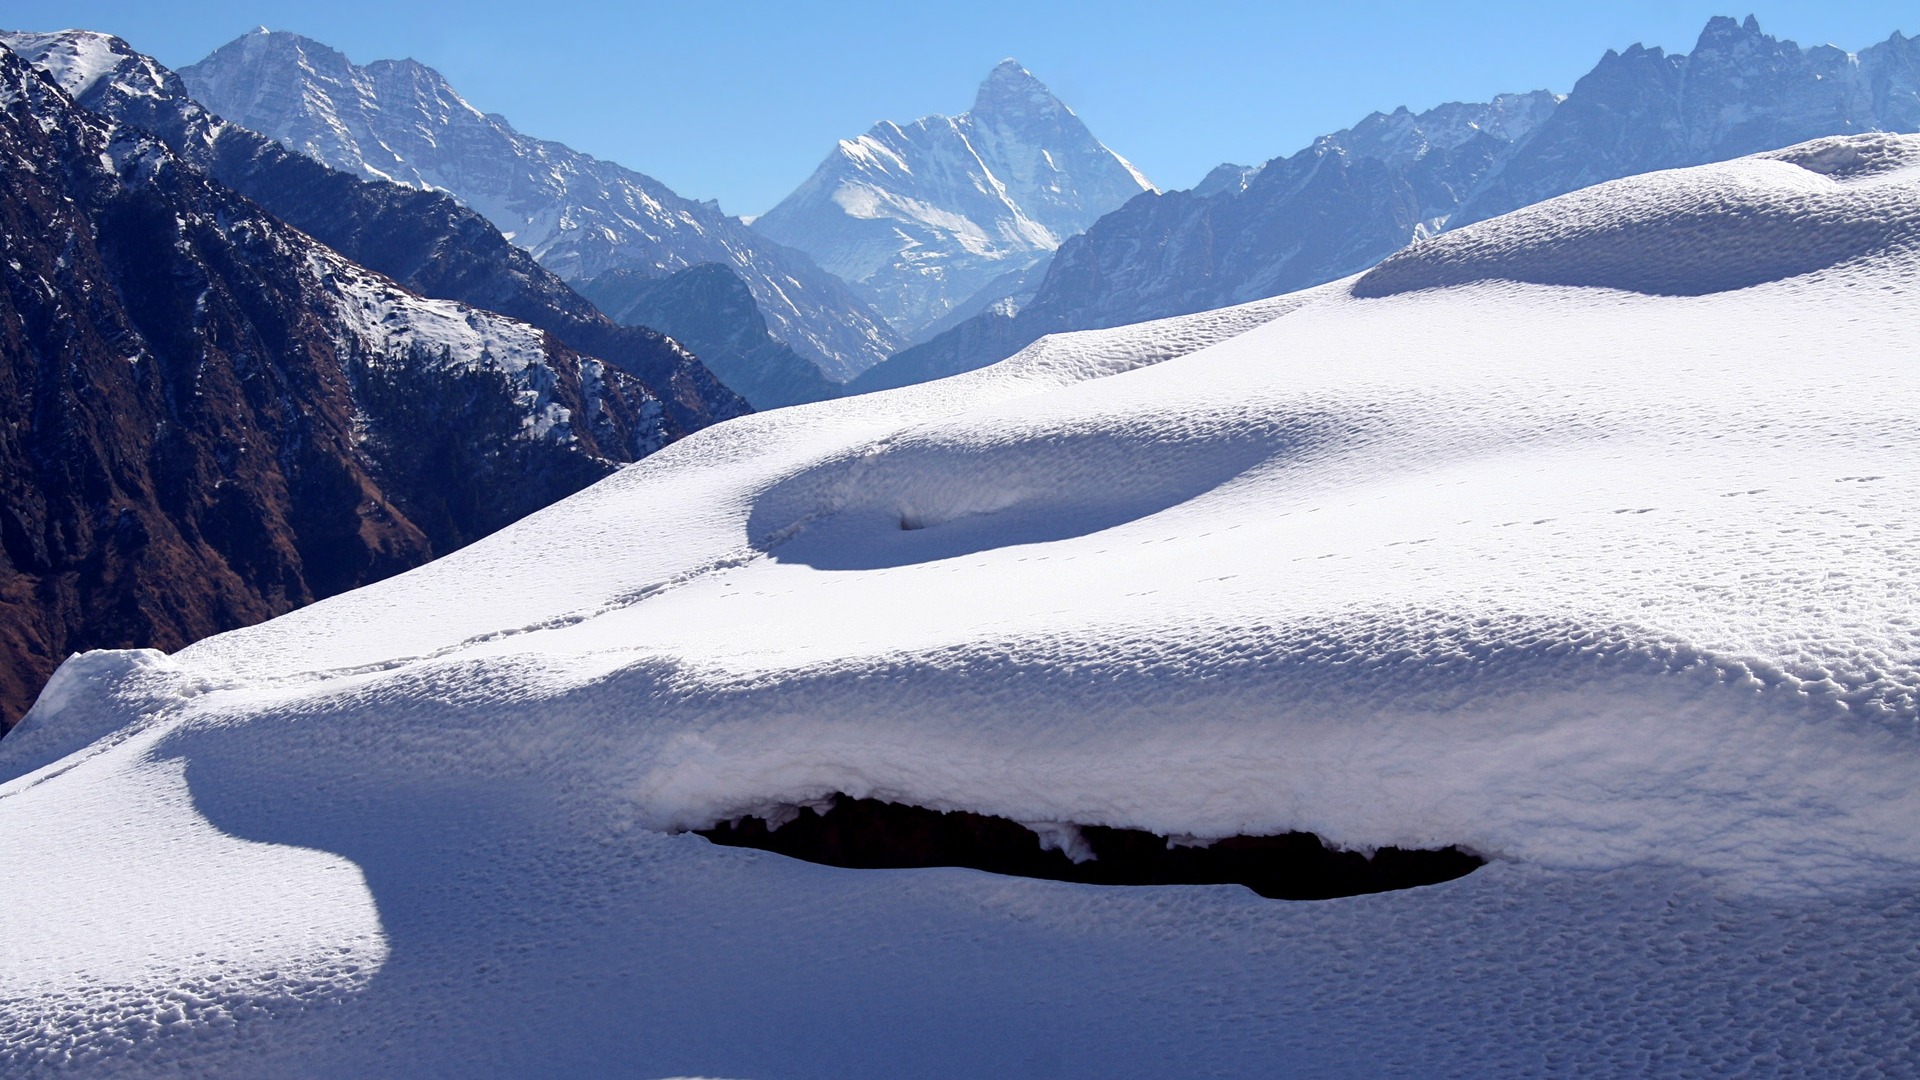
[180,29,901,382]
[0,29,744,433]
[859,17,1920,395]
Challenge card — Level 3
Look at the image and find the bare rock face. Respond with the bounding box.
[179,29,900,380]
[0,43,666,728]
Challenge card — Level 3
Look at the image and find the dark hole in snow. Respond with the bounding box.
[695,794,1483,900]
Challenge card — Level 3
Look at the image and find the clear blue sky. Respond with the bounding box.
[5,1,1913,216]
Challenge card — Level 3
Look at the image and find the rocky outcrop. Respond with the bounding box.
[698,793,1483,901]
[580,265,840,411]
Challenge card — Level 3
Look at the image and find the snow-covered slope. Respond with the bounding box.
[753,60,1152,338]
[179,29,899,380]
[7,134,1920,1076]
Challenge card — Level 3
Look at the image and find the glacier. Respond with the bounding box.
[4,134,1920,1076]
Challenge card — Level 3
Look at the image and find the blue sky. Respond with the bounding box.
[5,1,1913,215]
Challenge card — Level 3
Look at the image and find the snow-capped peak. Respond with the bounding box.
[179,29,902,379]
[0,28,139,99]
[972,58,1063,117]
[754,58,1153,337]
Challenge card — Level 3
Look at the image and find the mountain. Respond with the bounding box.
[752,60,1153,338]
[7,131,1920,1075]
[2,29,745,434]
[579,265,841,410]
[179,28,899,380]
[0,40,675,728]
[1454,16,1920,225]
[869,17,1920,392]
[854,90,1554,394]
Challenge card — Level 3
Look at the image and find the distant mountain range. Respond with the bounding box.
[753,59,1152,340]
[181,29,900,381]
[862,16,1920,393]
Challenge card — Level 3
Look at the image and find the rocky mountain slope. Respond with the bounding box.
[579,265,840,411]
[3,29,746,434]
[0,41,673,727]
[866,17,1920,392]
[180,29,898,380]
[754,60,1152,339]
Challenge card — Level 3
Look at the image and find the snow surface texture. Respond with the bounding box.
[0,28,134,99]
[7,136,1920,1076]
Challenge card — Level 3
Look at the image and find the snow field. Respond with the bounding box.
[5,134,1920,1075]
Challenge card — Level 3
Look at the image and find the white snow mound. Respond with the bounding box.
[1357,131,1920,296]
[5,133,1920,1076]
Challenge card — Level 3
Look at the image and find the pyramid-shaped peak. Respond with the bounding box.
[217,28,342,60]
[972,58,1063,117]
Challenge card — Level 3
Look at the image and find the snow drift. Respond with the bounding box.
[1356,133,1920,297]
[5,134,1920,1076]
